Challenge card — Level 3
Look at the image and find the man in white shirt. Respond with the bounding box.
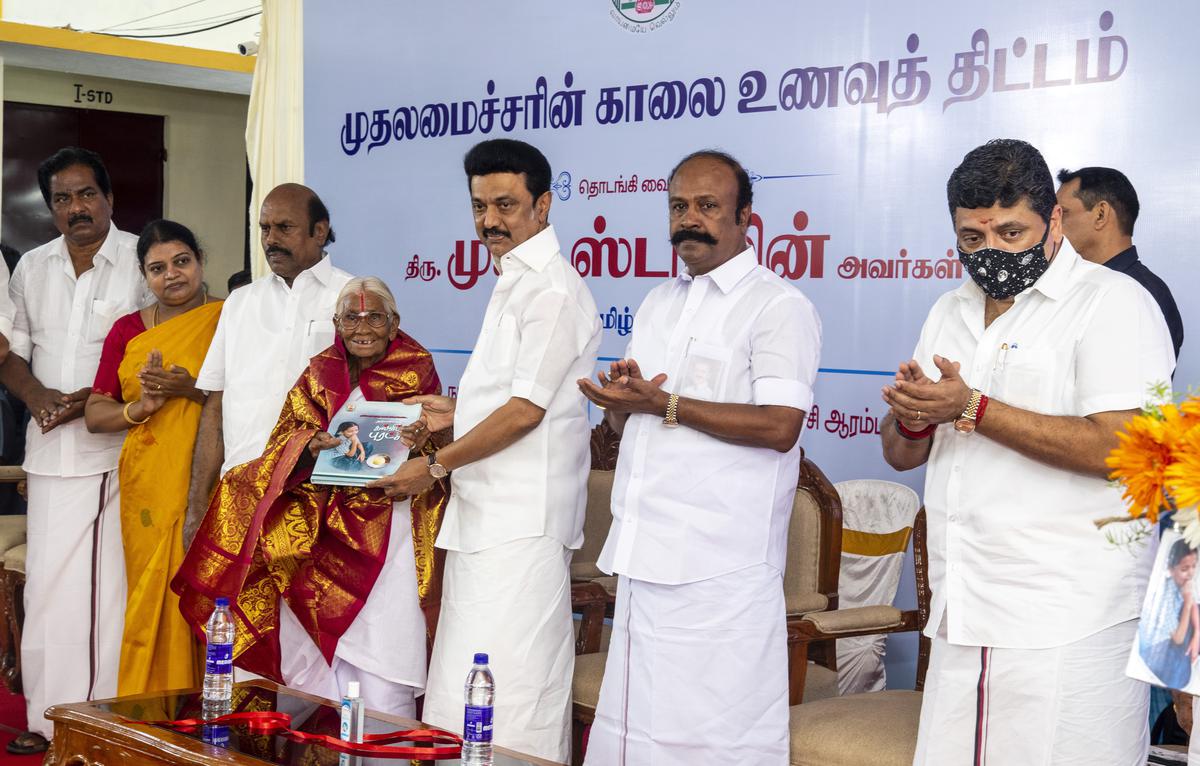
[0,147,149,753]
[184,183,352,547]
[880,139,1174,765]
[578,150,822,765]
[374,139,601,763]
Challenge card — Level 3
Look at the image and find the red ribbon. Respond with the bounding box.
[130,710,463,760]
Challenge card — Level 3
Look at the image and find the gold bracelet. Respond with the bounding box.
[123,400,150,426]
[662,393,680,428]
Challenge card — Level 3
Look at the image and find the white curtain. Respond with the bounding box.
[245,0,304,278]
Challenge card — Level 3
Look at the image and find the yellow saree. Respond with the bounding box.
[116,300,222,695]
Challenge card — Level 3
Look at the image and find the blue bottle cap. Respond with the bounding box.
[215,597,230,607]
[473,652,488,665]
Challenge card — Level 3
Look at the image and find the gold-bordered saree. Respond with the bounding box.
[117,299,222,696]
[172,332,448,682]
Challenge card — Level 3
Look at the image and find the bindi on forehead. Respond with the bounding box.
[358,290,366,312]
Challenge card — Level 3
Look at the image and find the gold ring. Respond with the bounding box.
[916,410,923,421]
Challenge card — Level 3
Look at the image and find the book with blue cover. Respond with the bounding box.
[310,400,423,487]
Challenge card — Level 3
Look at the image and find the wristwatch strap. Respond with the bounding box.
[960,389,983,423]
[662,393,680,427]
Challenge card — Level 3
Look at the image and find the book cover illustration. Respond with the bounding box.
[1126,527,1200,692]
[311,400,423,488]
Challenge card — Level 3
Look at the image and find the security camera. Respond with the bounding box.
[237,40,258,56]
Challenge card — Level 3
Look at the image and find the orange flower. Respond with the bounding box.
[1166,427,1200,511]
[1107,409,1176,522]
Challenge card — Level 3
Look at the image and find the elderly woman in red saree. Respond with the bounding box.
[84,219,222,696]
[172,276,448,716]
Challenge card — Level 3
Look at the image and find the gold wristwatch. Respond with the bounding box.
[663,393,680,428]
[954,389,983,434]
[427,452,449,479]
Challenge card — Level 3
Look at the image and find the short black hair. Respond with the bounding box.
[668,150,753,219]
[227,269,252,292]
[1056,166,1139,236]
[1169,538,1197,569]
[308,193,336,245]
[37,147,112,209]
[335,421,358,435]
[946,139,1056,224]
[0,244,19,276]
[463,139,551,200]
[136,219,203,270]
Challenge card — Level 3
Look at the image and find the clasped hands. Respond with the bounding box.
[576,358,669,415]
[880,355,972,429]
[135,350,196,418]
[28,386,88,433]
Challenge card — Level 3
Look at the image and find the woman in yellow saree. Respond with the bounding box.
[84,219,222,695]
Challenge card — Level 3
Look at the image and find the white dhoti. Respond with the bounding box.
[277,502,426,718]
[22,471,125,738]
[914,618,1148,765]
[423,536,574,763]
[585,564,790,766]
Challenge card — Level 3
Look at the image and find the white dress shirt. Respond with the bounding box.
[915,241,1175,649]
[196,255,352,475]
[0,260,16,343]
[598,247,822,585]
[437,225,602,554]
[10,227,150,477]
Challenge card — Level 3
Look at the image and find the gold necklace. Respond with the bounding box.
[151,288,208,329]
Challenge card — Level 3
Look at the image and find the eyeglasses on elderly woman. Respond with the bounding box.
[335,310,392,329]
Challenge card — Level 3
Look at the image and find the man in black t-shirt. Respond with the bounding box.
[1057,166,1183,359]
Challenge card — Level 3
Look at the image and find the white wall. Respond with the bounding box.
[4,66,250,290]
[3,0,262,55]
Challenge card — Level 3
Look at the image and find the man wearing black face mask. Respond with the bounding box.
[880,139,1173,763]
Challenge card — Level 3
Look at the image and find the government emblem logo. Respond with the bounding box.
[609,0,681,33]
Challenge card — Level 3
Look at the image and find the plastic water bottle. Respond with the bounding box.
[201,698,231,747]
[462,652,494,765]
[202,597,235,703]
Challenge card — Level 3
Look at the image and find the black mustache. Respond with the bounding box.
[482,227,510,239]
[68,214,93,227]
[670,229,718,247]
[266,246,292,257]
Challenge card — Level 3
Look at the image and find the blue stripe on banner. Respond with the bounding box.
[429,348,892,377]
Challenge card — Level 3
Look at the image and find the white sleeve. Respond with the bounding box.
[750,292,822,412]
[510,289,597,409]
[1075,279,1175,415]
[0,259,15,343]
[194,302,229,392]
[8,258,30,362]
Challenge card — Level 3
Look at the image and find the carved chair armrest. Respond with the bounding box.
[796,605,914,638]
[785,607,920,705]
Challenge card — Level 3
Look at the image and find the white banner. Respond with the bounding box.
[303,0,1199,687]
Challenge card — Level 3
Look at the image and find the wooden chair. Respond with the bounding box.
[783,455,843,705]
[786,508,931,766]
[0,542,25,694]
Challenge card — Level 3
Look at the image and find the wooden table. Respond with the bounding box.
[45,679,562,766]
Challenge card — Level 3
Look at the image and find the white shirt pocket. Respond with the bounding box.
[681,340,733,402]
[484,314,520,374]
[87,299,122,343]
[304,319,336,359]
[995,346,1057,414]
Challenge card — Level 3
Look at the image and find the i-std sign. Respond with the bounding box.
[73,84,114,105]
